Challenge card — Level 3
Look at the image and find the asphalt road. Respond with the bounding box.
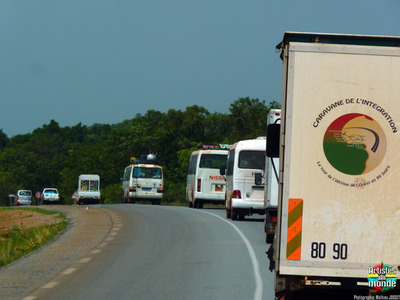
[23,204,275,300]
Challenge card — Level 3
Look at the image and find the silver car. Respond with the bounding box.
[16,190,33,206]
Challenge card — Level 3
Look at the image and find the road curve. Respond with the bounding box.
[23,204,275,300]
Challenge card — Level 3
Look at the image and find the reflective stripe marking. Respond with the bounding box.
[286,198,303,260]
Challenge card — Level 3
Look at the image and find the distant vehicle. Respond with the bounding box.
[41,188,60,205]
[264,109,281,243]
[186,144,230,209]
[77,174,100,205]
[15,190,33,206]
[223,137,266,220]
[122,154,163,205]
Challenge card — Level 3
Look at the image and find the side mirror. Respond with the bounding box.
[219,167,226,176]
[266,123,280,158]
[255,173,263,185]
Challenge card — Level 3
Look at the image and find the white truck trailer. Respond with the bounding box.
[269,32,400,298]
[77,174,100,205]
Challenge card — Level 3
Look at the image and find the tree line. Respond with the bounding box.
[0,97,280,206]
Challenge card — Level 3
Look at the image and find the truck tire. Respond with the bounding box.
[226,208,231,219]
[266,233,274,244]
[231,207,237,220]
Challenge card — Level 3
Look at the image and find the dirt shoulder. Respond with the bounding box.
[0,209,62,239]
[0,205,113,300]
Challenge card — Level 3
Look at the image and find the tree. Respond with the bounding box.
[0,97,281,205]
[0,129,8,149]
[228,97,280,141]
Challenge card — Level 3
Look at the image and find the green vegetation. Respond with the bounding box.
[0,98,280,205]
[0,208,68,268]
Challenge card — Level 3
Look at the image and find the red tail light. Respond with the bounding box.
[270,216,277,223]
[197,179,201,192]
[232,190,241,199]
[129,187,136,192]
[157,188,164,193]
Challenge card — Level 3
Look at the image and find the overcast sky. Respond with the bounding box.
[1,1,399,137]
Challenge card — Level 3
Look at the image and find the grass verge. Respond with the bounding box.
[0,207,68,268]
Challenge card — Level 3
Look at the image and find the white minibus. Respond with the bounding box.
[186,145,230,208]
[264,109,281,243]
[224,137,266,220]
[122,154,163,205]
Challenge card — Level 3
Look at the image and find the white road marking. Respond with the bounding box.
[61,268,77,275]
[42,281,59,289]
[198,210,263,300]
[78,257,92,263]
[91,249,101,254]
[22,297,36,300]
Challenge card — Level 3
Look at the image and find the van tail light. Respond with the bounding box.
[129,187,136,192]
[157,188,164,193]
[232,190,241,199]
[16,196,20,204]
[197,179,201,192]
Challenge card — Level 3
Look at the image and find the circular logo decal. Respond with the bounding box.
[323,113,386,175]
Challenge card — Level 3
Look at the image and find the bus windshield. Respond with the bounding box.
[199,154,227,169]
[238,151,265,169]
[133,167,162,179]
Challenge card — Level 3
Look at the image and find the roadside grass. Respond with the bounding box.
[0,207,68,268]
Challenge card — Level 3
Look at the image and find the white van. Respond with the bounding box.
[224,137,266,220]
[77,174,100,205]
[122,154,163,205]
[264,109,281,243]
[186,145,230,208]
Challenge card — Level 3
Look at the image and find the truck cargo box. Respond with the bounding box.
[273,32,400,296]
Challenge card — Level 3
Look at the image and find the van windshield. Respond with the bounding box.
[133,167,162,179]
[199,154,227,169]
[238,151,265,169]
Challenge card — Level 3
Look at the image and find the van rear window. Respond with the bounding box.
[19,191,32,196]
[238,151,265,169]
[133,167,162,179]
[199,154,227,169]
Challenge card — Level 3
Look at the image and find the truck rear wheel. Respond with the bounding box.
[266,233,274,244]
